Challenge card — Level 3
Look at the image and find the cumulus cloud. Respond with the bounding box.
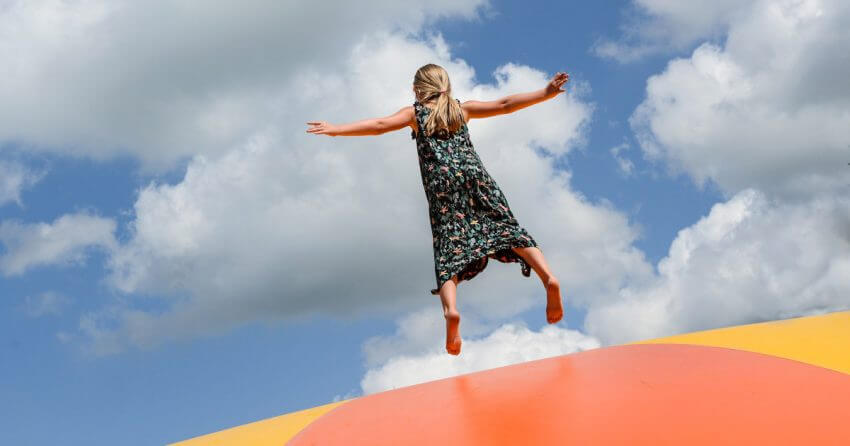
[79,27,645,354]
[361,306,504,368]
[592,0,753,63]
[0,160,45,207]
[33,0,847,373]
[361,321,600,394]
[629,0,850,199]
[0,212,117,276]
[584,189,850,345]
[51,21,659,355]
[52,0,841,366]
[364,186,850,386]
[362,186,850,390]
[570,0,850,348]
[0,0,490,171]
[0,0,654,367]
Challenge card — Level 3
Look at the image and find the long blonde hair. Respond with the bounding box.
[413,64,465,138]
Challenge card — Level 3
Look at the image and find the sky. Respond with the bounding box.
[1,1,849,444]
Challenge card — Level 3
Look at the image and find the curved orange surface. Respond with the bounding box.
[288,343,850,445]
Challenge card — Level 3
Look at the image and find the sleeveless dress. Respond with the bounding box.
[411,98,541,295]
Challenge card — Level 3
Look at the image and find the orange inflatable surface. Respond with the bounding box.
[170,310,850,445]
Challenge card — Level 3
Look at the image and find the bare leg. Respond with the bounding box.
[511,246,563,324]
[438,274,462,355]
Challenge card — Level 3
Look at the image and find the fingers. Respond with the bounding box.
[552,71,569,91]
[306,121,326,134]
[550,72,569,90]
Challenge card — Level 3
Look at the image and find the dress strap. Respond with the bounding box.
[412,101,428,139]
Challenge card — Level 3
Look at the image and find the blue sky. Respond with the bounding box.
[2,1,848,445]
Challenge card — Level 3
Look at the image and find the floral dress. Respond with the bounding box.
[412,98,541,295]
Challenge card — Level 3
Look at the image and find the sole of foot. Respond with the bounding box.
[545,277,563,324]
[445,310,461,355]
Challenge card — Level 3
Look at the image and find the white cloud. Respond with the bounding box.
[576,0,850,348]
[37,0,847,370]
[39,0,846,379]
[592,0,753,63]
[629,0,850,199]
[0,160,45,207]
[584,189,850,345]
[361,306,504,368]
[0,0,490,171]
[0,212,117,276]
[609,142,635,177]
[361,187,850,390]
[360,321,600,394]
[19,291,71,317]
[63,27,658,355]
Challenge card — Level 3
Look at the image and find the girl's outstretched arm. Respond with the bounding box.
[463,71,569,119]
[306,106,415,137]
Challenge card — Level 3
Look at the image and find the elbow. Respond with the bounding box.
[374,119,390,135]
[500,99,512,115]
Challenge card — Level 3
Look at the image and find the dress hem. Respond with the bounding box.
[429,238,541,295]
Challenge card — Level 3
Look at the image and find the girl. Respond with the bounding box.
[307,64,568,355]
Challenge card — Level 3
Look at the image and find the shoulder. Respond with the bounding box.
[404,104,418,122]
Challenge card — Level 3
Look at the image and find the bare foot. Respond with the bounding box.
[545,276,563,324]
[444,310,461,355]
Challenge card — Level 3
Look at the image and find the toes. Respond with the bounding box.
[546,308,564,324]
[446,335,462,355]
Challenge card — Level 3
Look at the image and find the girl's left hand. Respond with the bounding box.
[306,121,337,136]
[545,71,569,97]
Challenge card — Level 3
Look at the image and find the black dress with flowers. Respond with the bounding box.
[412,99,541,295]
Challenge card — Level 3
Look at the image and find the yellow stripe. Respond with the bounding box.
[168,400,349,445]
[631,310,850,375]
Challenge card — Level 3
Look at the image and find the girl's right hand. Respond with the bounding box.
[306,121,337,136]
[545,71,569,96]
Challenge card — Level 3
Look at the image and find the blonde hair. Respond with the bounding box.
[413,64,465,138]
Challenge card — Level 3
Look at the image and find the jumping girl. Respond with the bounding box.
[307,64,568,355]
